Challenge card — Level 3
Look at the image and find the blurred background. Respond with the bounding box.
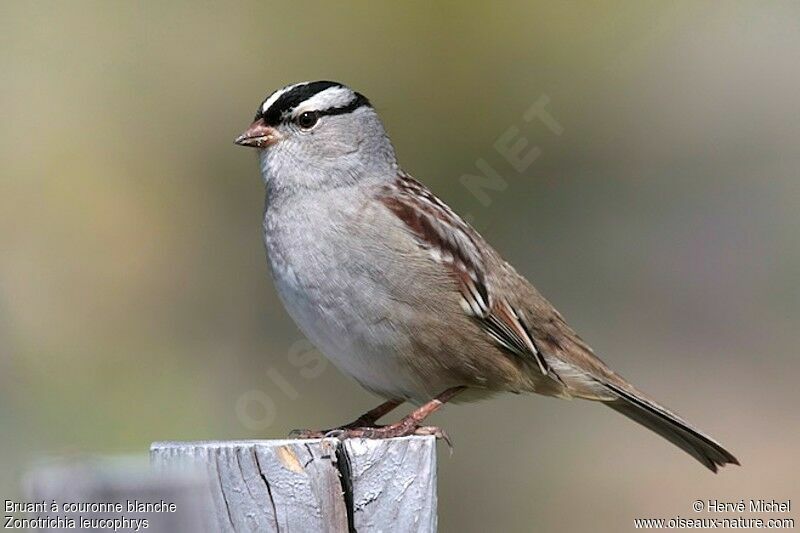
[1,1,798,531]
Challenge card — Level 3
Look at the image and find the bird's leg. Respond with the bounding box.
[346,399,404,427]
[290,399,403,439]
[317,387,466,445]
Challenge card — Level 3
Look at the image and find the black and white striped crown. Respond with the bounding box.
[257,81,371,125]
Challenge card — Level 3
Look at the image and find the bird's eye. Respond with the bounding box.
[296,111,319,129]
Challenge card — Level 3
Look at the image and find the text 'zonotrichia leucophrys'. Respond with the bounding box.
[235,81,738,472]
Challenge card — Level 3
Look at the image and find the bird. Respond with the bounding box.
[234,80,739,472]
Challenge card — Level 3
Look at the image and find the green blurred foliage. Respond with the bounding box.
[1,1,798,531]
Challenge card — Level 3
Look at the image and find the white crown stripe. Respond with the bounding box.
[261,83,302,115]
[292,86,356,116]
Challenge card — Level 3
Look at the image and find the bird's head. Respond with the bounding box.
[236,81,397,191]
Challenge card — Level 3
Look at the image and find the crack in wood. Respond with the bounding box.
[253,447,280,533]
[334,441,357,533]
[303,443,315,468]
[214,453,237,531]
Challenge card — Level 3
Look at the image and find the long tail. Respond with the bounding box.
[602,381,739,472]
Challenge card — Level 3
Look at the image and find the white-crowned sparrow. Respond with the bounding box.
[235,81,738,472]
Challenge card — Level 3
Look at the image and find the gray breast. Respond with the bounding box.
[262,186,425,400]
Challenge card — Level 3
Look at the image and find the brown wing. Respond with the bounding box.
[380,175,740,470]
[379,172,553,378]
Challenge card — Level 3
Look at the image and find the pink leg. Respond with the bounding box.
[295,387,466,445]
[290,398,403,438]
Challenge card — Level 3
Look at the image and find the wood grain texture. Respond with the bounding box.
[344,437,437,532]
[150,437,437,532]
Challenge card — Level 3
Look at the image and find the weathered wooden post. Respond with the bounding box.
[150,436,438,532]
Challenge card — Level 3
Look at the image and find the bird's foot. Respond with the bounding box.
[288,428,327,439]
[288,420,375,440]
[327,422,451,447]
[289,389,463,449]
[291,416,451,448]
[289,399,405,440]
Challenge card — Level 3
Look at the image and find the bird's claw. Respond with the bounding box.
[288,428,326,439]
[289,422,453,452]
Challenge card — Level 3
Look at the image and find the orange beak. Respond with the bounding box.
[234,118,281,148]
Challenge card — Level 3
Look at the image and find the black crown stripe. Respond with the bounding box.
[318,92,371,118]
[258,81,371,125]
